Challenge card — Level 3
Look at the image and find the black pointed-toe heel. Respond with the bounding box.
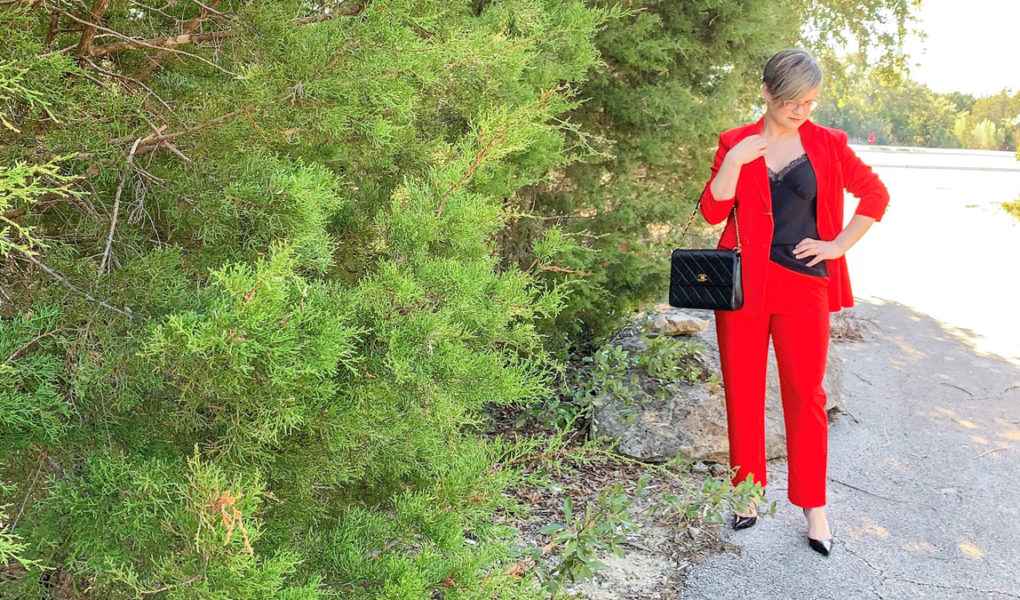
[807,536,832,556]
[732,510,757,530]
[802,507,833,556]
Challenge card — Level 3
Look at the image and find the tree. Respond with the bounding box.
[970,89,1020,150]
[508,0,922,351]
[0,2,613,597]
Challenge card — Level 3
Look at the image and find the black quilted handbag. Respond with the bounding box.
[669,201,743,311]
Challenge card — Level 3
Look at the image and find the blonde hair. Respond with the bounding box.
[762,49,822,102]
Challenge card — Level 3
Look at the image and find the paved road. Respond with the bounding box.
[681,146,1020,599]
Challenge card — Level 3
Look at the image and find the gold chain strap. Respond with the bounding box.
[674,199,741,251]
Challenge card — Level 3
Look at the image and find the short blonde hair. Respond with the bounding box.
[763,49,822,102]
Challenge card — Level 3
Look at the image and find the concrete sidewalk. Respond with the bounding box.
[680,300,1020,599]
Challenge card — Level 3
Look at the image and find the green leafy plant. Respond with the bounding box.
[530,480,641,593]
[526,332,712,429]
[636,334,707,387]
[525,455,773,592]
[648,455,775,530]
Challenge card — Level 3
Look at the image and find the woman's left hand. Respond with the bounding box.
[794,238,844,267]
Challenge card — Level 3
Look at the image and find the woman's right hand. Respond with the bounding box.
[704,133,768,217]
[724,134,768,166]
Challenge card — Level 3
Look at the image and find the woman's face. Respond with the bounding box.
[763,85,821,128]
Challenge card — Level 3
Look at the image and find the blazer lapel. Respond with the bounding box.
[799,120,833,236]
[748,116,771,212]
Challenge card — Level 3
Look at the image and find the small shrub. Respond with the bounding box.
[524,332,714,429]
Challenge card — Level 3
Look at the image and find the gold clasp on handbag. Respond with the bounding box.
[697,274,708,282]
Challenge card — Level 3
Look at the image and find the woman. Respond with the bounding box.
[698,49,890,557]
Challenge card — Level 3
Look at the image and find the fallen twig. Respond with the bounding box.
[975,446,1010,458]
[939,382,974,398]
[827,476,906,503]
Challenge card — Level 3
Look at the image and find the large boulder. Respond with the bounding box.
[592,304,846,464]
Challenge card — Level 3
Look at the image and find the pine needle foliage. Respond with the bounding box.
[0,0,918,596]
[0,1,618,597]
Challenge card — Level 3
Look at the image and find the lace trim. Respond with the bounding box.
[768,153,809,181]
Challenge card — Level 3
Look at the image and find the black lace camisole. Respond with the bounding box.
[767,153,828,278]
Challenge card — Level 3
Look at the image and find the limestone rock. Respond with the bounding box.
[592,307,846,464]
[645,303,710,336]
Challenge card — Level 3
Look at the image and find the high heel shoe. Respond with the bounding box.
[802,507,833,557]
[808,536,832,556]
[732,503,758,530]
[732,513,757,530]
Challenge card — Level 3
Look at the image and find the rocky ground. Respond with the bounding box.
[485,307,868,599]
[492,299,1020,600]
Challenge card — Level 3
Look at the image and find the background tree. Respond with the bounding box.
[506,0,922,352]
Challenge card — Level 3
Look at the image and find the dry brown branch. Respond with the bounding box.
[538,265,584,274]
[99,138,142,273]
[44,10,60,48]
[76,68,106,87]
[112,106,250,146]
[189,0,226,17]
[127,106,253,155]
[39,42,79,57]
[44,107,243,168]
[434,125,507,218]
[135,0,224,80]
[75,0,111,58]
[56,8,236,76]
[210,490,253,555]
[158,140,194,164]
[89,29,230,56]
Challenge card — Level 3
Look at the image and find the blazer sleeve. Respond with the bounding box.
[698,134,735,225]
[835,130,890,222]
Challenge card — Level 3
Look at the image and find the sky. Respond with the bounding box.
[901,0,1020,97]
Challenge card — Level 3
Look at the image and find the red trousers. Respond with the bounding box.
[714,260,831,508]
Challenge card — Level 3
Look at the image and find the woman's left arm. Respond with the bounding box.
[837,131,890,222]
[796,214,876,267]
[795,132,890,267]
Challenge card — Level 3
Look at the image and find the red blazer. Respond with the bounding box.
[699,117,890,318]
